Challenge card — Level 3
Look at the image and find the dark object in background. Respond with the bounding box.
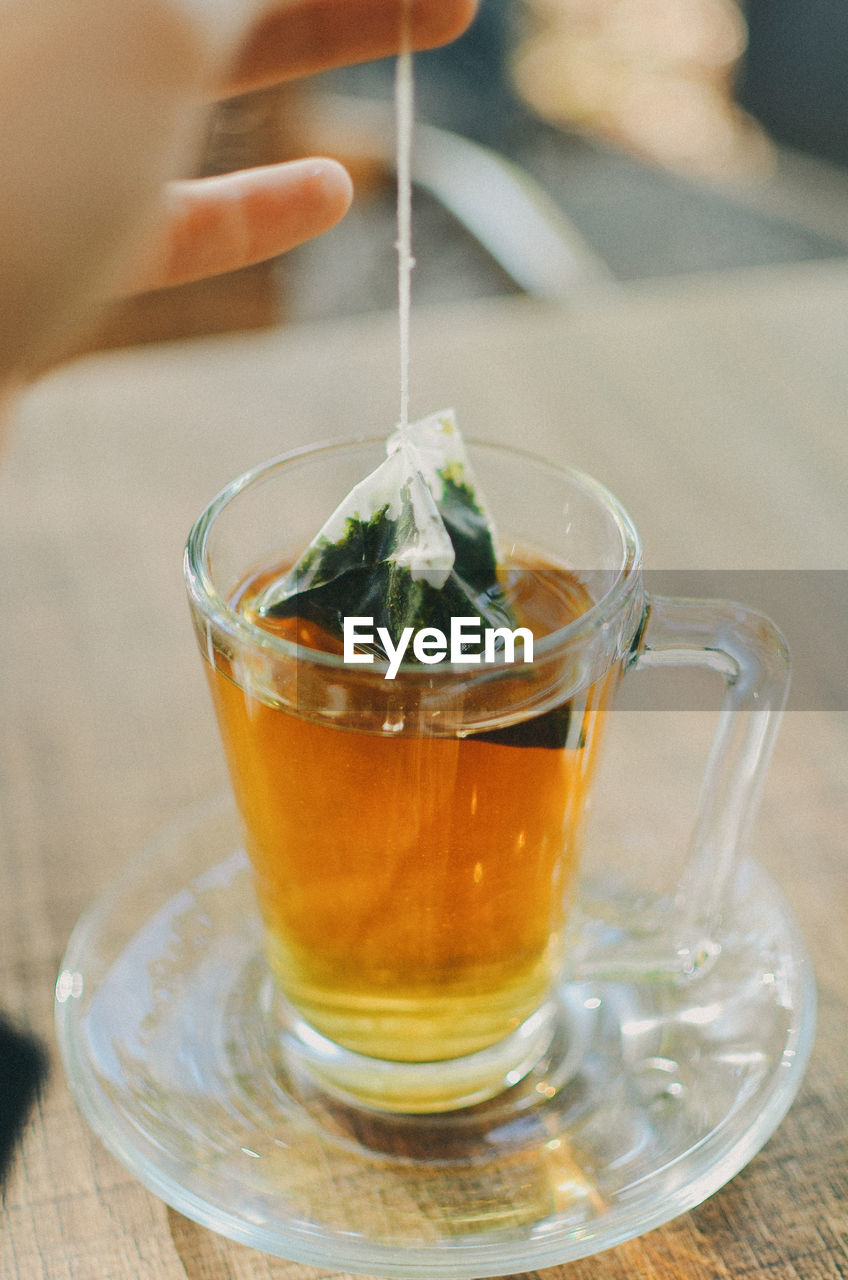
[739,0,848,168]
[0,1015,47,1184]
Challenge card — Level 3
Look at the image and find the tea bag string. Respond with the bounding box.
[395,2,414,439]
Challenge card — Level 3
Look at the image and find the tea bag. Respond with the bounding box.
[258,409,517,659]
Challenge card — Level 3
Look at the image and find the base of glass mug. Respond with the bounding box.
[56,799,816,1274]
[270,981,561,1114]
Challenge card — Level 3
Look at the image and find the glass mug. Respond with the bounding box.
[184,438,789,1113]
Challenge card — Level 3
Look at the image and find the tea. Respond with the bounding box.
[202,559,612,1066]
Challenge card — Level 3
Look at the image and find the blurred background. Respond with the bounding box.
[91,0,848,345]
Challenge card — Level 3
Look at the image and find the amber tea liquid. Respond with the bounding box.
[205,563,612,1066]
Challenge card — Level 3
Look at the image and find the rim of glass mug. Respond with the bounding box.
[184,436,646,678]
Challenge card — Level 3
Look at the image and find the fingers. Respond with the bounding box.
[133,158,353,292]
[226,0,478,94]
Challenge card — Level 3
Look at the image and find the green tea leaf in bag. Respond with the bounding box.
[257,410,517,659]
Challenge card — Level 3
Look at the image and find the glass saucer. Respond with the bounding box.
[55,795,816,1279]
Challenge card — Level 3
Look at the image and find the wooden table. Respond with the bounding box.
[1,258,846,1279]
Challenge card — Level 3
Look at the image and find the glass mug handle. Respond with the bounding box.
[576,593,791,980]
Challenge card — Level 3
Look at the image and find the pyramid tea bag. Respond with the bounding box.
[258,410,518,661]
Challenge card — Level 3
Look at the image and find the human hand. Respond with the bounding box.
[0,0,476,389]
[131,0,478,293]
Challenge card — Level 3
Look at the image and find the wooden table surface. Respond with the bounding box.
[0,258,846,1279]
